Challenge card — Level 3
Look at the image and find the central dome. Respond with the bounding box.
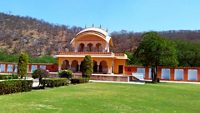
[76,27,108,37]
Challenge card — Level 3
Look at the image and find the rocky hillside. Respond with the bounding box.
[0,12,200,56]
[0,12,82,56]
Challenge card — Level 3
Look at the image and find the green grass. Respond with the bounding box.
[0,83,200,113]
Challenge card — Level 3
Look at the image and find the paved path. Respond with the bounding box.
[160,80,200,84]
[89,80,145,84]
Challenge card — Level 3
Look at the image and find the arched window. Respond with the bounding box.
[87,43,93,52]
[79,43,84,52]
[96,43,102,52]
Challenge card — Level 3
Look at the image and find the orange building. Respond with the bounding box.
[55,27,128,74]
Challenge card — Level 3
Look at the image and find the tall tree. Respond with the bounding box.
[134,32,178,83]
[82,55,93,78]
[175,40,200,67]
[17,53,29,79]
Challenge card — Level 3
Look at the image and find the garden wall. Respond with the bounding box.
[125,66,200,82]
[74,74,129,82]
[0,62,58,73]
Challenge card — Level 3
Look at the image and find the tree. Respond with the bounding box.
[134,32,178,83]
[175,40,200,67]
[17,53,29,79]
[32,68,49,87]
[125,51,140,65]
[82,55,93,78]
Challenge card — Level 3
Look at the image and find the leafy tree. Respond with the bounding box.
[134,32,178,83]
[175,40,200,67]
[32,68,49,87]
[82,55,93,78]
[17,53,29,79]
[125,51,140,65]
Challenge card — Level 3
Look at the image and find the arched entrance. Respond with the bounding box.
[93,60,97,73]
[99,61,108,74]
[61,60,69,70]
[71,60,78,72]
[80,61,84,72]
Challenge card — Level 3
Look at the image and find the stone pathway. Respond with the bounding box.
[89,80,145,84]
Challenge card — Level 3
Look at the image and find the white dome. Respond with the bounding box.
[76,27,108,36]
[70,27,113,47]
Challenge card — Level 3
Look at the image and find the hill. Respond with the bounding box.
[0,12,200,56]
[0,12,82,56]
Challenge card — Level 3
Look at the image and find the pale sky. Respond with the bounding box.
[0,0,200,32]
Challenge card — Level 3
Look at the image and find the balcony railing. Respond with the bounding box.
[58,52,113,56]
[114,53,125,56]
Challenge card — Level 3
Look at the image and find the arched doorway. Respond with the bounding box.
[80,61,84,72]
[79,43,84,52]
[93,60,97,73]
[71,60,78,72]
[61,60,70,70]
[99,61,108,74]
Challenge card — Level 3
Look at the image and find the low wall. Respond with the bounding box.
[74,74,130,82]
[91,75,129,82]
[125,66,200,82]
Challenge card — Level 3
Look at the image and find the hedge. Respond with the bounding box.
[42,78,69,88]
[0,75,18,80]
[71,78,89,84]
[0,80,33,95]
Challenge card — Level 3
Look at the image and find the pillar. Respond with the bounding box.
[145,67,149,79]
[69,61,72,70]
[5,64,8,73]
[156,67,162,79]
[198,68,200,82]
[97,61,100,73]
[78,62,81,72]
[184,68,188,81]
[108,67,112,74]
[170,68,175,81]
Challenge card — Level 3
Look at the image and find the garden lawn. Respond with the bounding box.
[0,82,199,113]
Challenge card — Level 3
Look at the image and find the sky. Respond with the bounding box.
[0,0,200,32]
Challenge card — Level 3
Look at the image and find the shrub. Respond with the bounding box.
[0,80,33,95]
[32,68,49,79]
[42,78,69,88]
[82,55,93,78]
[58,70,73,79]
[0,74,18,80]
[17,53,29,78]
[71,78,89,84]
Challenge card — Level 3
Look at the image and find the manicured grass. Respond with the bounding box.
[0,83,200,113]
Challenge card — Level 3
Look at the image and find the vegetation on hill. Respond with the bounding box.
[1,12,200,57]
[0,50,56,63]
[0,12,82,56]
